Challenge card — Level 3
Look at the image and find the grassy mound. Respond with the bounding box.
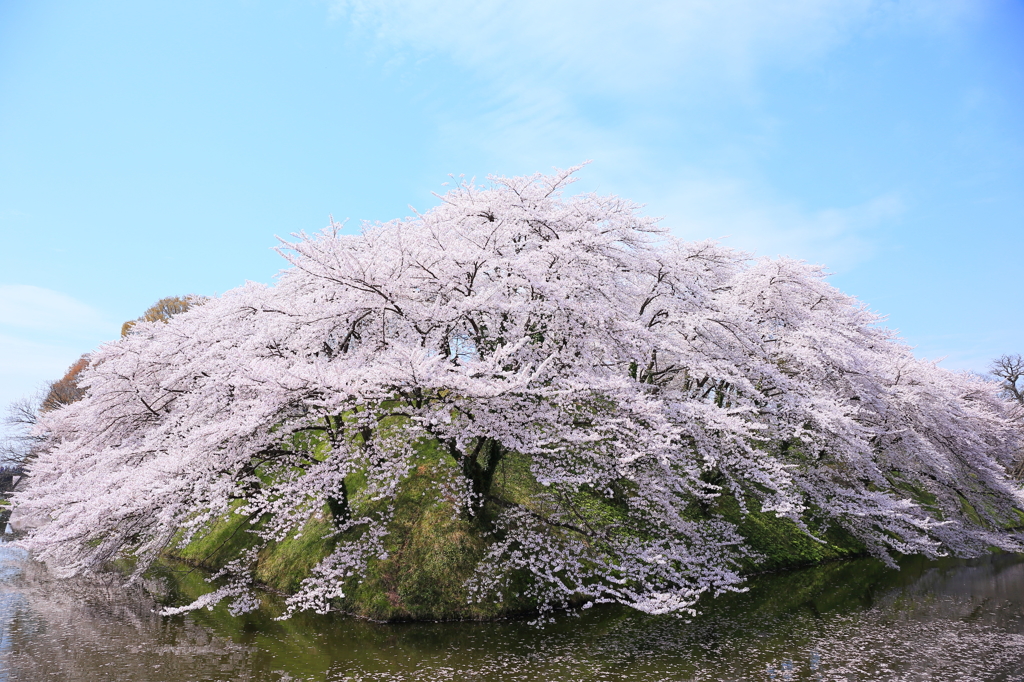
[166,453,537,621]
[164,441,874,621]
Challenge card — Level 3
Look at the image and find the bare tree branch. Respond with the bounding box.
[991,354,1024,405]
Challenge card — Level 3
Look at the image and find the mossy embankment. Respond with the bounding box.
[169,437,1024,622]
[166,453,537,621]
[163,437,876,622]
[167,474,1024,622]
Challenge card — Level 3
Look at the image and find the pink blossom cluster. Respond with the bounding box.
[16,168,1024,618]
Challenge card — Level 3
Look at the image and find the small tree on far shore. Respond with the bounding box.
[1,394,43,466]
[2,354,90,466]
[991,354,1024,477]
[992,354,1024,406]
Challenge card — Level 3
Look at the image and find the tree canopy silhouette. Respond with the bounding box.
[16,169,1024,619]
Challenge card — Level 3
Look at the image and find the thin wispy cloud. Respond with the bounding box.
[0,285,111,337]
[0,333,87,376]
[333,0,981,97]
[330,0,982,265]
[659,178,905,270]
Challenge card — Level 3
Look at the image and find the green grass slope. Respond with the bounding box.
[164,441,875,621]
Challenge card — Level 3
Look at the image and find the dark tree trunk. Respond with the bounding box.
[327,478,351,526]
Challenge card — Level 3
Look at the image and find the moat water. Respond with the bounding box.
[0,541,1022,681]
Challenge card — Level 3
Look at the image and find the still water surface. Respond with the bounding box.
[0,542,1022,681]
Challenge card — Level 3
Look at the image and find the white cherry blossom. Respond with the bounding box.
[15,168,1023,618]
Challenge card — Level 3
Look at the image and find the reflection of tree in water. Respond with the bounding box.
[0,546,260,682]
[578,554,1024,682]
[317,555,1024,682]
[2,545,1024,681]
[866,554,1024,625]
[802,556,1024,681]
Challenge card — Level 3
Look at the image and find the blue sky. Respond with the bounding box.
[1,0,1022,426]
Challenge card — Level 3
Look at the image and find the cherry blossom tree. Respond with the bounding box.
[15,168,1024,618]
[3,298,198,467]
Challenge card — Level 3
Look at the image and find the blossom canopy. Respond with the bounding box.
[17,168,1024,618]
